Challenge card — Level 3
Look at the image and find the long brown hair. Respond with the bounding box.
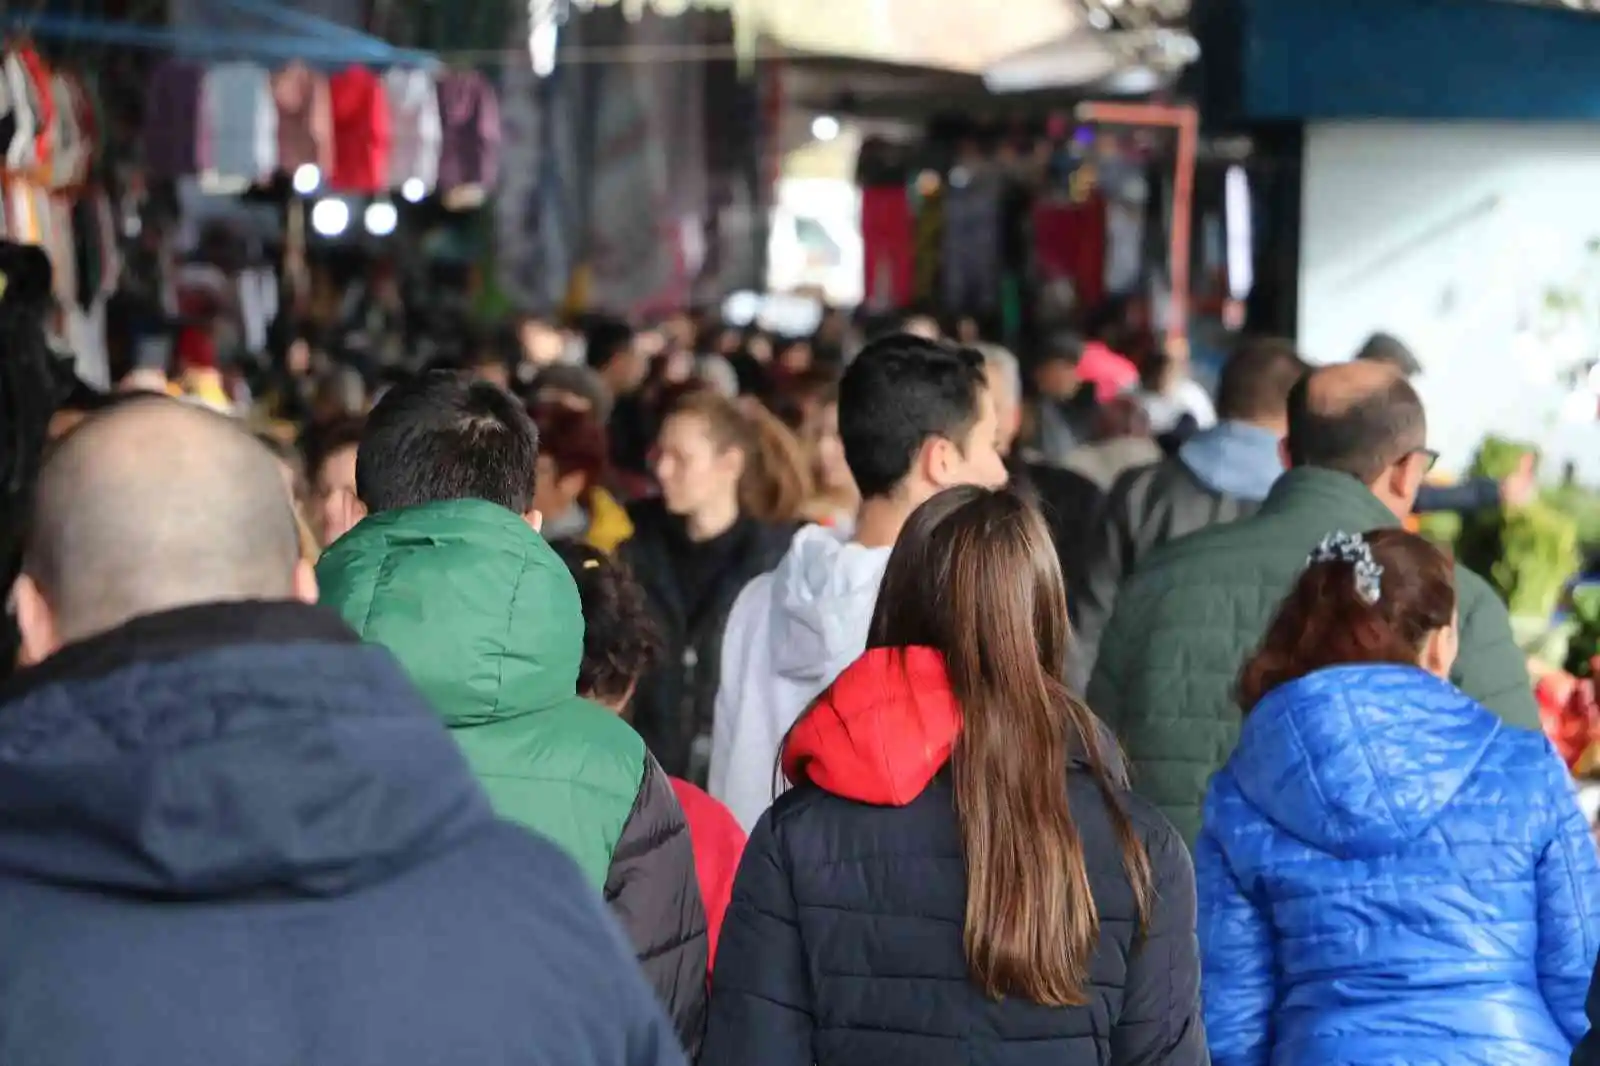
[865,485,1154,1006]
[1238,528,1456,711]
[665,388,813,525]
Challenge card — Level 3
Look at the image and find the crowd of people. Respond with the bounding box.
[0,232,1595,1066]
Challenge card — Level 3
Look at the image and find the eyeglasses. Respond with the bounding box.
[1414,448,1440,473]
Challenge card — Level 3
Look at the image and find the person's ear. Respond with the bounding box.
[718,444,748,486]
[291,559,320,605]
[12,574,61,667]
[921,435,964,490]
[1420,621,1459,680]
[523,509,544,533]
[1386,452,1426,508]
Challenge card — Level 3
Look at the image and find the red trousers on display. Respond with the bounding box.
[861,185,914,309]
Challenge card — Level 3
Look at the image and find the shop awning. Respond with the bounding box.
[753,0,1081,74]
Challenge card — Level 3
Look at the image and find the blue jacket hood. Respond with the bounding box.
[1231,664,1500,856]
[1177,419,1283,502]
[0,602,492,898]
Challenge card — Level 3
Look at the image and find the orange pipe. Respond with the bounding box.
[1075,101,1200,354]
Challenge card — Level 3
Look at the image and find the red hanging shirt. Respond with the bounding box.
[328,67,391,194]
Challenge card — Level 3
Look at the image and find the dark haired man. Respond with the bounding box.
[1072,337,1310,683]
[0,398,682,1066]
[1089,360,1539,845]
[709,334,1008,830]
[316,372,708,1054]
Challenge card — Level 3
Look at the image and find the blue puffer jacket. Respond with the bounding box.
[1198,664,1600,1066]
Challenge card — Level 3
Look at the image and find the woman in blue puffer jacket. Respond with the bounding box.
[1200,528,1600,1066]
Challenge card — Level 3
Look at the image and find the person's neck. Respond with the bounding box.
[1235,417,1287,436]
[853,494,913,550]
[686,497,741,542]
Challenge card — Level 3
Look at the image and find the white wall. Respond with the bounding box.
[1299,122,1600,481]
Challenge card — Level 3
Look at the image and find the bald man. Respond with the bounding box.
[0,398,686,1066]
[1087,360,1538,846]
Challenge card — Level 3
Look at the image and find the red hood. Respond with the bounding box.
[782,646,961,806]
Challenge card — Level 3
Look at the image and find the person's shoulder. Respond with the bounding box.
[1451,562,1508,612]
[492,696,649,797]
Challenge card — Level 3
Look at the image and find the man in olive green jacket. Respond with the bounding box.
[1089,361,1540,846]
[315,373,706,1055]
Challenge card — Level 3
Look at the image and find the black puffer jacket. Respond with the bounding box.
[1070,456,1258,690]
[621,501,793,784]
[702,647,1207,1066]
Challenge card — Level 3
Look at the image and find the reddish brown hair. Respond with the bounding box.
[1238,528,1456,711]
[530,402,609,503]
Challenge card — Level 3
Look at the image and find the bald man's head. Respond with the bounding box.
[1285,361,1427,485]
[19,397,306,649]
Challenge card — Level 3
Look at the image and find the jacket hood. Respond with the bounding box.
[1231,664,1500,856]
[1178,419,1284,502]
[0,602,490,898]
[782,646,960,805]
[316,499,585,726]
[768,525,891,684]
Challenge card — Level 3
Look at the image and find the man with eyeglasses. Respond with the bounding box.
[1088,359,1540,845]
[1356,332,1537,515]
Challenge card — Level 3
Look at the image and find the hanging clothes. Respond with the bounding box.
[15,47,53,176]
[143,59,205,178]
[861,185,914,311]
[204,63,277,184]
[1034,193,1107,312]
[328,67,391,194]
[47,74,84,192]
[435,70,501,196]
[272,62,334,181]
[384,68,441,194]
[940,167,1002,315]
[1,50,34,170]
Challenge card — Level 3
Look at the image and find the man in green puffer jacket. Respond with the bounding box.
[316,372,707,1055]
[1089,361,1540,846]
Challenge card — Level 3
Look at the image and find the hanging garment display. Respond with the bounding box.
[15,46,54,175]
[1034,192,1107,312]
[272,62,334,181]
[384,67,441,194]
[0,51,34,171]
[862,184,915,310]
[47,74,84,191]
[143,58,205,178]
[203,62,277,184]
[436,69,502,198]
[941,167,1002,315]
[329,66,391,194]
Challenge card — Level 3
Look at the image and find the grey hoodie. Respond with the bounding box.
[708,525,890,830]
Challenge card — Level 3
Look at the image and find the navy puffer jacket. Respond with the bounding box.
[701,646,1207,1066]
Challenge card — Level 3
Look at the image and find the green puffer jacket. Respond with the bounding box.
[1088,468,1540,846]
[317,499,706,1053]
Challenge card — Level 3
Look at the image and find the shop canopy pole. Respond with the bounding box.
[1075,100,1198,356]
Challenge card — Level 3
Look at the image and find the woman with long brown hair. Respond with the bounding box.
[1203,529,1600,1066]
[700,485,1205,1066]
[619,388,803,783]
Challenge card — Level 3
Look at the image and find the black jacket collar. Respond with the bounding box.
[2,600,358,704]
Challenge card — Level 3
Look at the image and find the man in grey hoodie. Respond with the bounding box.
[1070,337,1309,690]
[707,335,1008,830]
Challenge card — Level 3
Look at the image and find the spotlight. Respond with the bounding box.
[811,115,840,142]
[292,164,321,195]
[310,198,350,237]
[364,200,399,237]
